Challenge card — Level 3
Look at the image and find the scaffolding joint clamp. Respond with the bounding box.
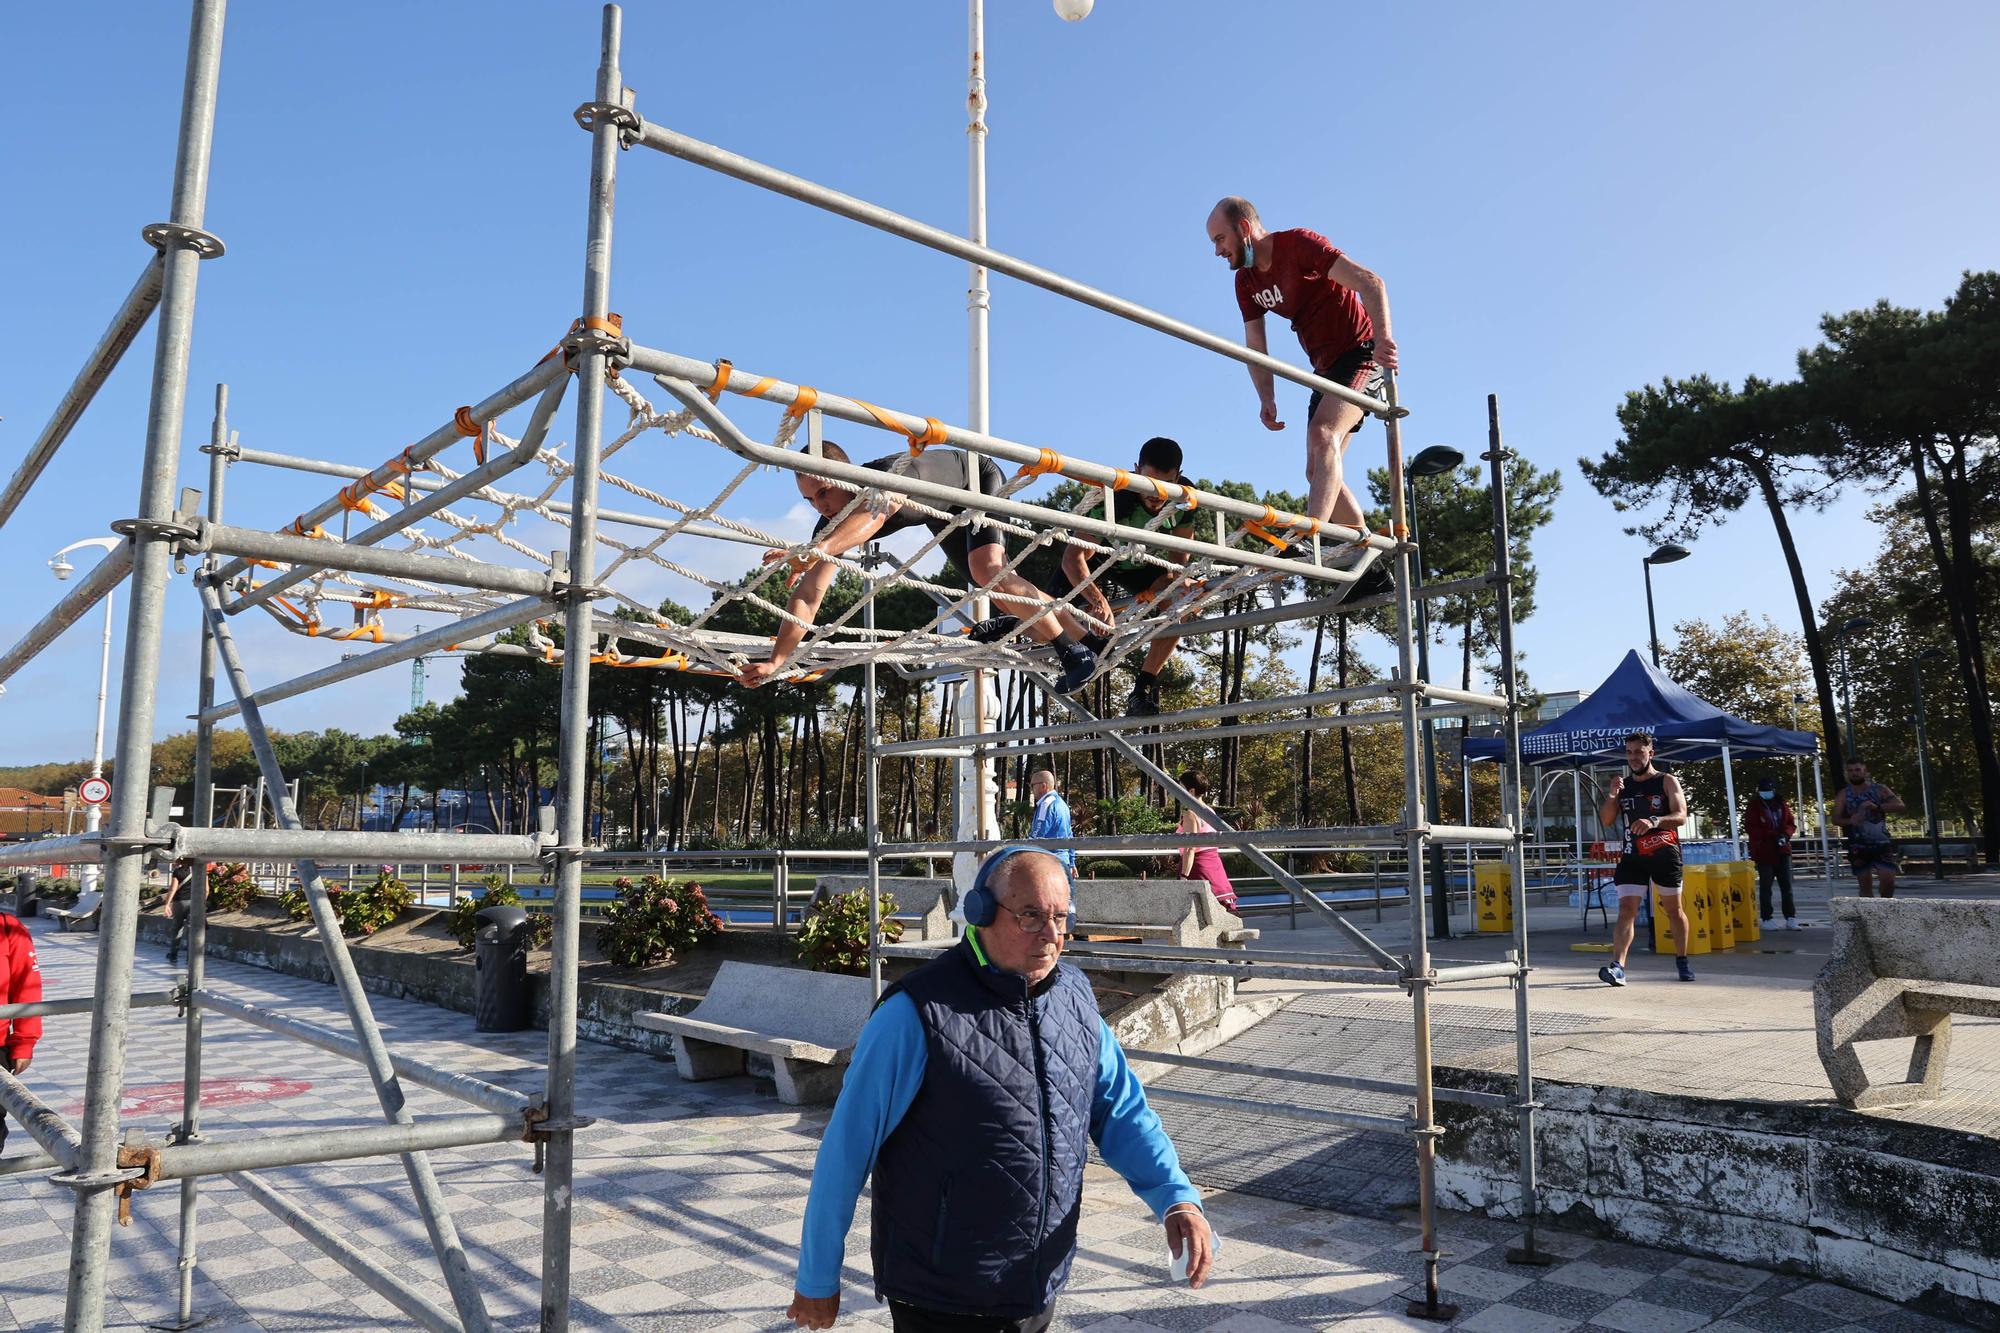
[110,516,204,549]
[562,327,632,377]
[200,438,242,461]
[141,221,226,259]
[573,100,642,147]
[546,579,608,607]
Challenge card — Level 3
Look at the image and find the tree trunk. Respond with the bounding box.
[1744,455,1846,796]
[1337,614,1360,823]
[1301,615,1325,826]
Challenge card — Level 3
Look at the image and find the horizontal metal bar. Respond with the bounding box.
[0,1149,58,1178]
[0,834,111,869]
[0,542,133,689]
[1429,960,1530,984]
[157,1112,521,1180]
[880,826,1404,857]
[0,257,164,532]
[1418,682,1509,710]
[0,1067,81,1171]
[211,356,570,587]
[875,683,1403,756]
[0,991,176,1021]
[1062,940,1398,970]
[229,375,571,616]
[651,377,1368,586]
[178,827,550,864]
[195,989,536,1117]
[877,941,1405,986]
[227,1170,459,1333]
[203,521,554,600]
[1423,824,1518,845]
[957,704,1475,760]
[198,594,552,723]
[231,446,774,549]
[630,124,1396,420]
[1127,1048,1513,1109]
[1143,1083,1414,1134]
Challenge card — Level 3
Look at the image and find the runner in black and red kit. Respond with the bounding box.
[1596,731,1696,985]
[1205,196,1396,598]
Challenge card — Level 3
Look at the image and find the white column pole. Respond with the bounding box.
[1720,743,1741,854]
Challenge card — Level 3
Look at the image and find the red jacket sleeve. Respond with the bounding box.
[2,915,42,1060]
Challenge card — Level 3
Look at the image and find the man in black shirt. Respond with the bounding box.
[1596,732,1695,985]
[737,442,1097,692]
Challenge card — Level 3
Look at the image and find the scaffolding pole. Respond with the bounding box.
[197,581,493,1333]
[62,4,228,1326]
[542,11,624,1327]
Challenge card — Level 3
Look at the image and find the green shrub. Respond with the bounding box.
[277,868,412,937]
[447,875,516,948]
[34,876,79,906]
[596,875,722,968]
[204,863,258,914]
[1083,860,1132,880]
[797,889,902,976]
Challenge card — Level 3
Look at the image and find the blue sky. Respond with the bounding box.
[3,1,1996,763]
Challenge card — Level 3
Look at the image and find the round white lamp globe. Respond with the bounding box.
[1054,0,1093,20]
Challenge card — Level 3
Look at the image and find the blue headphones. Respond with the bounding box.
[963,844,1072,927]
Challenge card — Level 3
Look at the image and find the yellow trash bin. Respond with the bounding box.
[1708,863,1737,950]
[1654,866,1712,955]
[1728,860,1761,942]
[1475,863,1513,933]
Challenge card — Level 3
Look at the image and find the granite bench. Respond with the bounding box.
[50,890,103,933]
[1814,897,2000,1109]
[1072,879,1258,947]
[634,960,875,1105]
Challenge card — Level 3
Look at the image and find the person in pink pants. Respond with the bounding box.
[1176,771,1237,911]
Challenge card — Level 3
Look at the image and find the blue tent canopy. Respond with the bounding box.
[1464,650,1819,766]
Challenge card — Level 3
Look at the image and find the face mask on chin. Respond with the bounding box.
[1758,790,1777,801]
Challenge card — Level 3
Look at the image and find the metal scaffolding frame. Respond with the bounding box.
[0,3,1543,1327]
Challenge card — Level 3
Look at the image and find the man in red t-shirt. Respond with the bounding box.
[1206,196,1396,538]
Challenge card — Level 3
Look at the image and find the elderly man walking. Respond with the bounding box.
[1028,770,1076,874]
[787,846,1214,1330]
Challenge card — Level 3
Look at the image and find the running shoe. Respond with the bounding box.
[1343,561,1395,604]
[1125,675,1161,718]
[1597,964,1626,987]
[1675,956,1696,982]
[1082,632,1110,656]
[964,614,1020,644]
[1783,917,1804,930]
[1053,641,1098,694]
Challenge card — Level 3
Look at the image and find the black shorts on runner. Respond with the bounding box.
[1612,849,1683,892]
[1307,339,1385,423]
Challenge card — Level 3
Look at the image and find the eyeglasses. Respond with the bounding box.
[999,905,1071,937]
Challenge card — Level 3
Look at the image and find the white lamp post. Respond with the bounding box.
[49,537,123,893]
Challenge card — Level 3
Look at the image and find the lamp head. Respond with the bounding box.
[1053,0,1093,18]
[1409,445,1464,478]
[48,555,74,582]
[1837,616,1877,638]
[1646,543,1691,566]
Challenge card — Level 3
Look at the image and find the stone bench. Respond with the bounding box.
[50,890,103,933]
[1814,897,2000,1109]
[633,960,874,1105]
[1072,879,1258,948]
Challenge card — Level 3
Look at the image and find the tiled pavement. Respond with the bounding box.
[0,918,1976,1331]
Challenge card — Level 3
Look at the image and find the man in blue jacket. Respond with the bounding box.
[787,847,1214,1330]
[1027,770,1076,875]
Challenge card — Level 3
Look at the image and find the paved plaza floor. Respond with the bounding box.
[0,901,1985,1331]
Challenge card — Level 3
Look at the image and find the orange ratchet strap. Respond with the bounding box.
[784,386,820,420]
[705,358,733,402]
[1015,449,1068,481]
[453,406,489,466]
[854,399,947,454]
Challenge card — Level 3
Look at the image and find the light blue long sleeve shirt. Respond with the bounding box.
[795,979,1201,1299]
[1031,792,1076,871]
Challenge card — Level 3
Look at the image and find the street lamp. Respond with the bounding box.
[1407,445,1464,938]
[1913,647,1944,879]
[1829,616,1876,760]
[50,537,122,893]
[1788,691,1812,842]
[1642,543,1691,668]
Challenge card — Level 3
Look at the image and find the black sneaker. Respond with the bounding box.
[1342,560,1394,604]
[965,614,1020,644]
[1082,632,1110,656]
[1053,642,1098,694]
[1125,676,1161,718]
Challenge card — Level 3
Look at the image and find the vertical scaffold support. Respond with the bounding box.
[61,4,227,1328]
[544,7,623,1327]
[864,549,886,999]
[1490,395,1549,1267]
[168,383,233,1331]
[1386,373,1457,1326]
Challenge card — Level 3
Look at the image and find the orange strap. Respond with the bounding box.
[705,358,733,403]
[1242,521,1290,551]
[1015,448,1068,480]
[1181,486,1199,511]
[285,518,327,540]
[453,406,489,466]
[784,386,820,420]
[1111,469,1131,491]
[854,398,947,453]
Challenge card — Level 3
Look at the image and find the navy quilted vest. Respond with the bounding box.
[870,935,1101,1317]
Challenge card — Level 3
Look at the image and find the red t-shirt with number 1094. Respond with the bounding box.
[1234,228,1373,374]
